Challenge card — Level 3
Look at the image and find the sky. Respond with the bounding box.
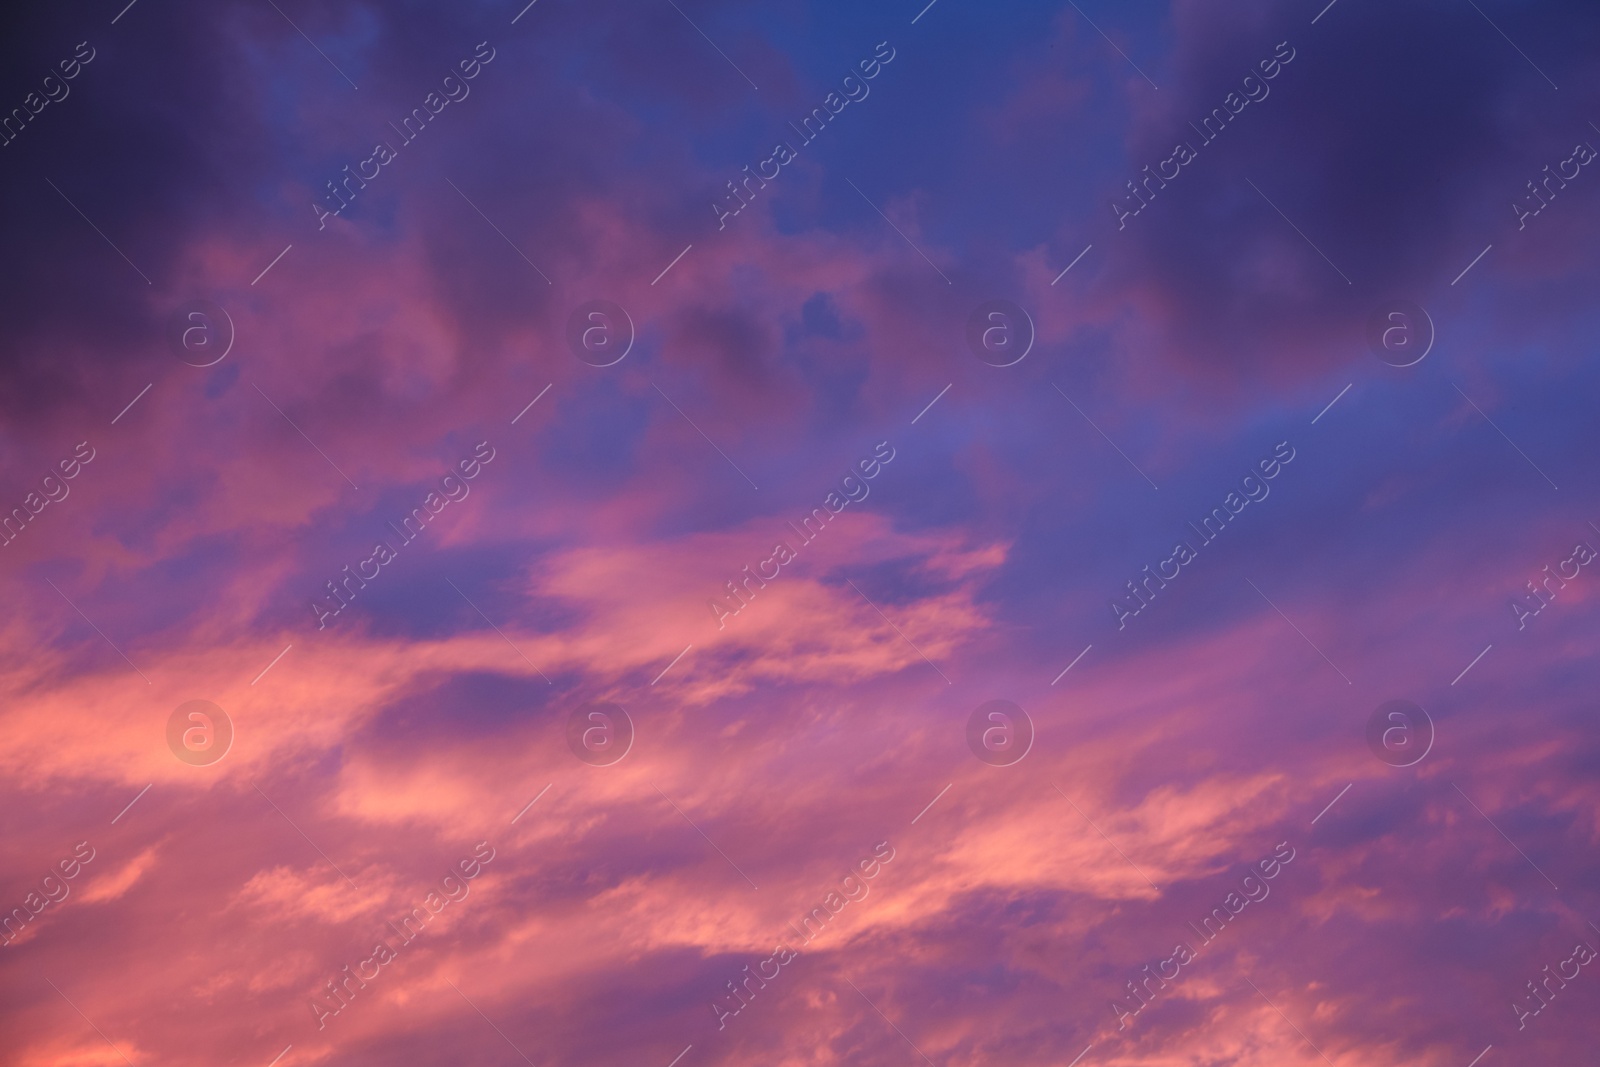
[1,1,1599,1065]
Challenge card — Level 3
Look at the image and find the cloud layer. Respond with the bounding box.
[2,2,1599,1066]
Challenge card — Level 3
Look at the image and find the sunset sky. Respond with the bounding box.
[2,1,1599,1066]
